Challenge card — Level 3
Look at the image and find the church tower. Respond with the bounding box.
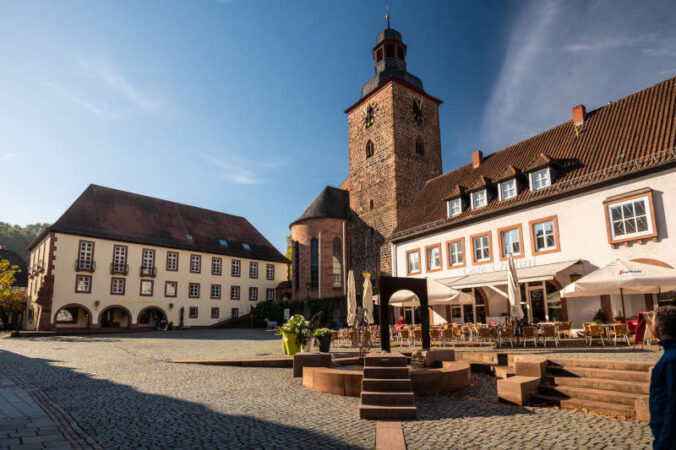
[346,20,443,283]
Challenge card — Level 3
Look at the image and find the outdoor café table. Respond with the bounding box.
[600,323,616,343]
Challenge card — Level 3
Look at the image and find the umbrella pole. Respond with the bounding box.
[620,288,626,320]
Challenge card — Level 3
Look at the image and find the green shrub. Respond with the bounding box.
[593,309,608,324]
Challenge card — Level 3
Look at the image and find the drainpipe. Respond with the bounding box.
[342,222,346,294]
[318,232,322,298]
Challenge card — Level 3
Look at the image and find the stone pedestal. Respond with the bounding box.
[513,355,547,379]
[293,352,332,378]
[497,376,541,405]
[423,349,455,368]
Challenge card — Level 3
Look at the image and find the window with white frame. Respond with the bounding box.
[212,257,222,275]
[142,249,155,276]
[266,264,274,280]
[140,279,153,296]
[77,241,94,270]
[189,307,198,318]
[407,250,420,274]
[266,288,275,301]
[190,255,201,273]
[232,260,241,277]
[472,235,491,262]
[166,252,178,271]
[531,168,551,191]
[446,198,462,217]
[75,275,91,293]
[501,228,521,256]
[249,262,258,278]
[112,246,127,273]
[211,307,220,319]
[165,281,177,297]
[211,284,221,299]
[470,190,487,209]
[111,277,125,295]
[533,220,557,251]
[499,179,517,200]
[249,287,258,301]
[231,286,240,300]
[607,196,653,240]
[448,241,464,266]
[189,283,200,298]
[426,245,441,271]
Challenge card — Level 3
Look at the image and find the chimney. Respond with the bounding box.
[472,150,483,168]
[572,104,586,126]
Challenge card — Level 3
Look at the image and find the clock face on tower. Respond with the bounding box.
[412,98,424,127]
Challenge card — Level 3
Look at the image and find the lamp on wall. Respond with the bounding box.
[93,300,100,309]
[169,303,174,310]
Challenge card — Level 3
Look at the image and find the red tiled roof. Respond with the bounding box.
[392,76,676,240]
[494,165,520,182]
[31,185,289,264]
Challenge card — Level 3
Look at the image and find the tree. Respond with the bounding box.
[285,234,293,281]
[0,222,50,262]
[0,258,26,329]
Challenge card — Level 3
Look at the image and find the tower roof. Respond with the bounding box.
[361,25,424,98]
[290,186,349,227]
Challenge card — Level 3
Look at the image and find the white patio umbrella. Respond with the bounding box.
[560,259,676,317]
[362,276,374,324]
[346,270,357,326]
[508,254,524,320]
[375,278,473,306]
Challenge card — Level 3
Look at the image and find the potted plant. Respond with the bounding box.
[593,309,608,325]
[277,314,310,355]
[313,328,333,353]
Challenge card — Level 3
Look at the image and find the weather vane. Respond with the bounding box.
[386,6,390,29]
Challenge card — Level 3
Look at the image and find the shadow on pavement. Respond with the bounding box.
[0,349,365,449]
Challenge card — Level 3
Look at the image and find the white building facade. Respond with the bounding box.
[389,77,676,329]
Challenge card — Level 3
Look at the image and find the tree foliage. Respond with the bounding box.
[285,234,293,281]
[0,258,27,329]
[0,222,50,262]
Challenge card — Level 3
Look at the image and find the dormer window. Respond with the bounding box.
[186,233,193,241]
[530,168,551,191]
[242,243,251,250]
[446,198,462,217]
[219,239,228,247]
[499,179,517,201]
[471,190,487,209]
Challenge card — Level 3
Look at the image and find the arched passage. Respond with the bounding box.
[54,303,92,329]
[137,306,167,328]
[98,305,132,329]
[378,276,429,351]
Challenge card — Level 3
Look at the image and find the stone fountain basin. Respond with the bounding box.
[302,361,471,397]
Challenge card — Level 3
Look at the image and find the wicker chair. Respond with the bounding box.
[499,326,515,347]
[413,328,423,347]
[541,325,559,347]
[557,321,572,338]
[460,326,473,341]
[399,328,412,350]
[610,323,631,346]
[522,326,538,347]
[587,324,605,346]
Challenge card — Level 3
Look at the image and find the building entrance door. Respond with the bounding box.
[528,287,546,323]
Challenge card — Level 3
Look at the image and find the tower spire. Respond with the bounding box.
[385,6,390,29]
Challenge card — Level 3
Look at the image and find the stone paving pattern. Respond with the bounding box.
[0,374,72,449]
[0,330,659,449]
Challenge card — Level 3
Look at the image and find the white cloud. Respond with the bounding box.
[479,0,676,153]
[79,59,157,113]
[43,81,119,120]
[198,151,265,185]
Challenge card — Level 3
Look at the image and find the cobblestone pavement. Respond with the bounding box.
[0,330,373,449]
[0,373,72,449]
[0,329,657,449]
[404,374,653,449]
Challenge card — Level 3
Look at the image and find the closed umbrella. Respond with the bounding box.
[560,259,676,317]
[363,276,374,324]
[508,254,524,320]
[346,270,357,326]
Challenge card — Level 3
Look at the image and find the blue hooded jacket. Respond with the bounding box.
[650,339,676,450]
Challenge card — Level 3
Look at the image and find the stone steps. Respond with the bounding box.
[359,352,417,421]
[543,375,650,395]
[532,393,634,418]
[546,366,650,382]
[362,378,413,392]
[534,358,653,420]
[538,384,644,407]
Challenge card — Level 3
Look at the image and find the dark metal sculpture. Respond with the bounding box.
[377,276,429,352]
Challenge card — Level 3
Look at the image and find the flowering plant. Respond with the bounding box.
[313,328,333,339]
[277,314,311,346]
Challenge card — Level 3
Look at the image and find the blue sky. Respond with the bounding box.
[2,0,676,253]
